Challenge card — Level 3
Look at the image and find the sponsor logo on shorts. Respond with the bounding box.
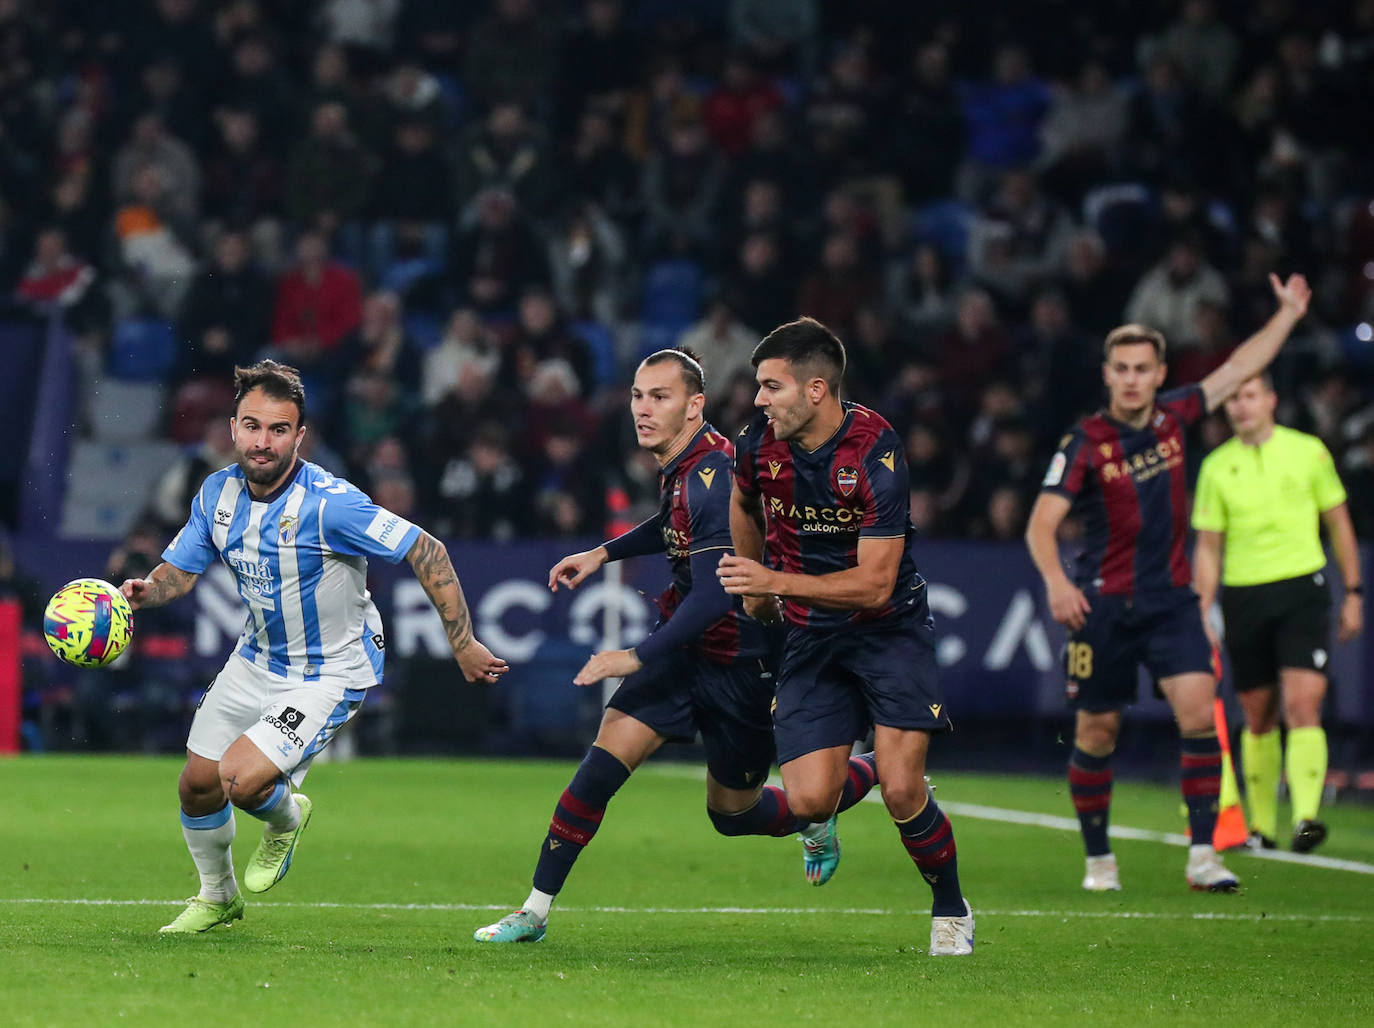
[1313,649,1327,669]
[263,706,307,749]
[928,703,942,719]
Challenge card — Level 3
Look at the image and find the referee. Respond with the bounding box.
[1192,372,1363,853]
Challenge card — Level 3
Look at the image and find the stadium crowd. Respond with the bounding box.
[3,0,1374,545]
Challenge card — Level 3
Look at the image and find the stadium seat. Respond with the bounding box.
[910,199,975,268]
[638,258,702,359]
[107,318,178,382]
[58,440,182,539]
[1082,183,1153,256]
[403,311,443,350]
[86,377,166,444]
[568,320,620,388]
[168,377,235,445]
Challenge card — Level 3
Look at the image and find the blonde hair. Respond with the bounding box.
[1102,323,1166,361]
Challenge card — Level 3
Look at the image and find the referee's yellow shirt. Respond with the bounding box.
[1192,425,1347,587]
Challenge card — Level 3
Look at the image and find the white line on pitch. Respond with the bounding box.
[639,765,1374,876]
[1,898,1371,923]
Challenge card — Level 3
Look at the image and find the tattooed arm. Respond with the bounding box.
[120,563,200,610]
[405,530,509,683]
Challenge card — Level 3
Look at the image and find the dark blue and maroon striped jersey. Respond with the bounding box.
[1040,384,1205,601]
[733,402,928,631]
[657,423,770,663]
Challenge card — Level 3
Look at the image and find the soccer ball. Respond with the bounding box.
[43,578,134,668]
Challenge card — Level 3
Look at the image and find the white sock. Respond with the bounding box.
[259,787,301,833]
[522,888,554,921]
[799,821,830,842]
[181,805,238,902]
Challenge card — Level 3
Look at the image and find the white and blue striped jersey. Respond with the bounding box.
[163,459,421,686]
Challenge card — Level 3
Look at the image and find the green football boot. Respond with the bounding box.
[244,793,313,894]
[473,910,548,943]
[159,894,245,934]
[800,815,841,886]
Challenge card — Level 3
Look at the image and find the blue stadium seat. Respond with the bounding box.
[568,320,620,388]
[639,258,702,358]
[1082,184,1154,256]
[108,318,177,382]
[910,199,975,270]
[403,311,443,350]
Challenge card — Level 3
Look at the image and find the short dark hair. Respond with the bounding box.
[233,359,307,425]
[751,317,846,392]
[642,347,705,395]
[1103,323,1167,362]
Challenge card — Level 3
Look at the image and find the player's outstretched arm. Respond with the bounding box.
[406,530,509,683]
[120,563,199,610]
[1199,273,1310,411]
[1025,493,1092,631]
[548,545,609,592]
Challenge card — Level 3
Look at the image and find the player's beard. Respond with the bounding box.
[237,447,295,486]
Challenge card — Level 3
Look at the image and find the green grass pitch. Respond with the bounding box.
[2,755,1372,1026]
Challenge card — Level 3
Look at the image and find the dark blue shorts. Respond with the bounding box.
[773,615,948,766]
[608,649,776,790]
[1065,592,1213,712]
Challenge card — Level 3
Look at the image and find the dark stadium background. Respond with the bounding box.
[0,0,1370,786]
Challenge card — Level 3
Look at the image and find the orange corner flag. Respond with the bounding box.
[1212,695,1249,851]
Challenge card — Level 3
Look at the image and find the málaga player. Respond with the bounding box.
[474,349,878,944]
[717,319,975,957]
[122,360,508,933]
[1025,272,1310,893]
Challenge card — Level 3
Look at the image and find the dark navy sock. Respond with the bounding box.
[835,752,878,814]
[531,746,632,896]
[708,785,805,837]
[1068,747,1113,857]
[1180,734,1222,845]
[896,798,965,917]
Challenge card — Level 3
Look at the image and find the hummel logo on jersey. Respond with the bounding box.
[697,467,716,489]
[1099,443,1113,459]
[878,451,895,472]
[215,508,233,526]
[767,460,782,479]
[928,704,942,719]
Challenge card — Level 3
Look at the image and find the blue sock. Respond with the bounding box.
[531,746,632,896]
[896,798,965,917]
[708,786,805,837]
[836,752,878,813]
[1180,734,1222,845]
[1068,748,1113,857]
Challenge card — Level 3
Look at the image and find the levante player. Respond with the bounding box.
[475,348,879,944]
[1025,272,1311,893]
[718,318,974,957]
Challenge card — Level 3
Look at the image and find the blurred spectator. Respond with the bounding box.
[1168,298,1234,386]
[337,368,416,471]
[723,107,820,221]
[563,107,642,231]
[15,226,96,311]
[548,200,629,325]
[463,0,562,112]
[530,420,604,537]
[111,112,200,223]
[46,172,107,274]
[1157,0,1240,104]
[891,41,965,206]
[336,290,423,398]
[146,416,234,533]
[703,52,785,157]
[677,292,758,389]
[1124,234,1230,349]
[728,232,793,335]
[201,108,284,261]
[1037,57,1129,205]
[112,162,199,318]
[454,100,556,218]
[932,287,1012,418]
[321,0,402,70]
[422,308,503,407]
[957,44,1052,195]
[369,116,452,277]
[219,32,298,155]
[968,168,1073,304]
[641,113,725,257]
[433,425,530,540]
[976,484,1029,541]
[0,533,44,623]
[286,102,373,241]
[451,185,550,314]
[561,0,638,124]
[887,242,955,340]
[176,230,269,381]
[270,229,364,367]
[371,471,419,522]
[380,58,448,129]
[844,303,902,406]
[805,42,889,191]
[1021,289,1099,440]
[904,422,970,527]
[128,53,205,153]
[1122,53,1206,187]
[796,232,880,343]
[507,288,597,397]
[729,0,819,77]
[523,358,599,458]
[1343,426,1374,539]
[394,0,470,68]
[1060,229,1134,338]
[623,55,703,162]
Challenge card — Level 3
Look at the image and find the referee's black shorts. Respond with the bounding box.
[1220,572,1332,691]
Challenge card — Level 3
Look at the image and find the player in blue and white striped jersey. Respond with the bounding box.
[121,360,508,934]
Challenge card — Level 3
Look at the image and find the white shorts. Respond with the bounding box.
[187,654,367,787]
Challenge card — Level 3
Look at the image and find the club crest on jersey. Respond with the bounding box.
[767,460,782,480]
[278,513,299,545]
[836,466,860,496]
[1098,443,1113,459]
[672,480,683,504]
